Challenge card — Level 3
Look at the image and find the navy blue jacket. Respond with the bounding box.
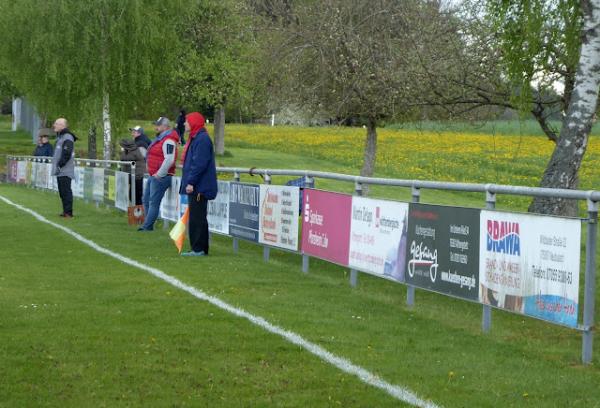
[179,128,218,199]
[33,143,53,157]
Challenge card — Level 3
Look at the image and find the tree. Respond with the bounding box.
[258,0,459,188]
[170,0,251,155]
[527,0,600,215]
[0,0,181,159]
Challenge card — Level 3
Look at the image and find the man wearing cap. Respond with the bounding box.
[138,117,179,231]
[128,125,152,157]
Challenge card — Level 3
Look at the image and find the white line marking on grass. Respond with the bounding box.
[0,194,440,408]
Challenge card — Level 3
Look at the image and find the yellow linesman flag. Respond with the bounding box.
[169,207,190,253]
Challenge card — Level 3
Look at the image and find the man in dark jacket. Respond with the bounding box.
[128,125,152,157]
[119,139,146,205]
[179,111,218,256]
[33,134,53,157]
[51,118,78,218]
[176,109,186,145]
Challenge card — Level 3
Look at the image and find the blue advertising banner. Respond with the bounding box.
[229,182,260,242]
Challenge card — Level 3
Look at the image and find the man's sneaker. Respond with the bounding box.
[181,251,207,257]
[137,227,152,231]
[59,213,73,218]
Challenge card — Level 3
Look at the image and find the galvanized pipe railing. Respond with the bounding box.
[5,158,598,364]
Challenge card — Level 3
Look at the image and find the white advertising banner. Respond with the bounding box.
[348,196,409,282]
[72,166,84,198]
[16,161,27,183]
[479,211,581,327]
[34,162,42,188]
[208,181,230,235]
[258,184,300,251]
[92,168,104,202]
[46,163,55,190]
[115,171,130,211]
[160,176,181,221]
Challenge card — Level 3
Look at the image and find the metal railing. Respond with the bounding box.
[7,155,138,207]
[5,157,598,364]
[216,166,598,365]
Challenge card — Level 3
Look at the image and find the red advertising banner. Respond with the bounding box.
[301,189,352,266]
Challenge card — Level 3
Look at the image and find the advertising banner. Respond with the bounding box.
[72,167,84,198]
[36,162,49,189]
[405,204,481,300]
[301,189,352,266]
[208,181,230,235]
[31,162,40,187]
[104,170,115,206]
[25,161,32,185]
[115,171,130,211]
[16,161,27,183]
[258,184,300,251]
[83,168,94,200]
[160,177,181,221]
[179,194,188,218]
[92,168,105,202]
[348,197,409,282]
[229,182,260,242]
[479,211,581,327]
[7,159,17,183]
[49,164,58,191]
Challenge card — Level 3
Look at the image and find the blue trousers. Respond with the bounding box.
[141,175,172,230]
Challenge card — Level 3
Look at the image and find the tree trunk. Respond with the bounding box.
[88,125,97,160]
[214,106,225,155]
[360,118,378,196]
[102,92,112,161]
[529,0,600,216]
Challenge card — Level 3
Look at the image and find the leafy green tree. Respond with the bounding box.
[487,0,600,215]
[0,0,181,159]
[170,0,251,155]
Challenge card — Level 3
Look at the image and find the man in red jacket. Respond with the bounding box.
[138,116,179,231]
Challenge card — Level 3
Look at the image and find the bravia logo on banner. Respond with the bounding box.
[479,211,581,327]
[487,220,520,255]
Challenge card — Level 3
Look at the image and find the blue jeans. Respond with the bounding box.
[142,175,172,230]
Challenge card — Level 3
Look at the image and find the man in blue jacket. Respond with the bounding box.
[179,112,218,256]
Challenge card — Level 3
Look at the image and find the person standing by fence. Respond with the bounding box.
[179,112,218,256]
[33,132,53,157]
[119,138,145,205]
[51,118,77,218]
[138,117,179,231]
[129,125,152,157]
[176,109,186,145]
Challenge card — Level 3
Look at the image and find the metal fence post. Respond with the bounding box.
[349,181,362,287]
[407,186,420,307]
[263,173,271,262]
[232,171,240,254]
[130,162,136,207]
[482,189,496,333]
[583,198,598,364]
[301,175,314,274]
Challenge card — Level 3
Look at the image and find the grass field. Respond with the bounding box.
[2,184,600,407]
[2,117,600,406]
